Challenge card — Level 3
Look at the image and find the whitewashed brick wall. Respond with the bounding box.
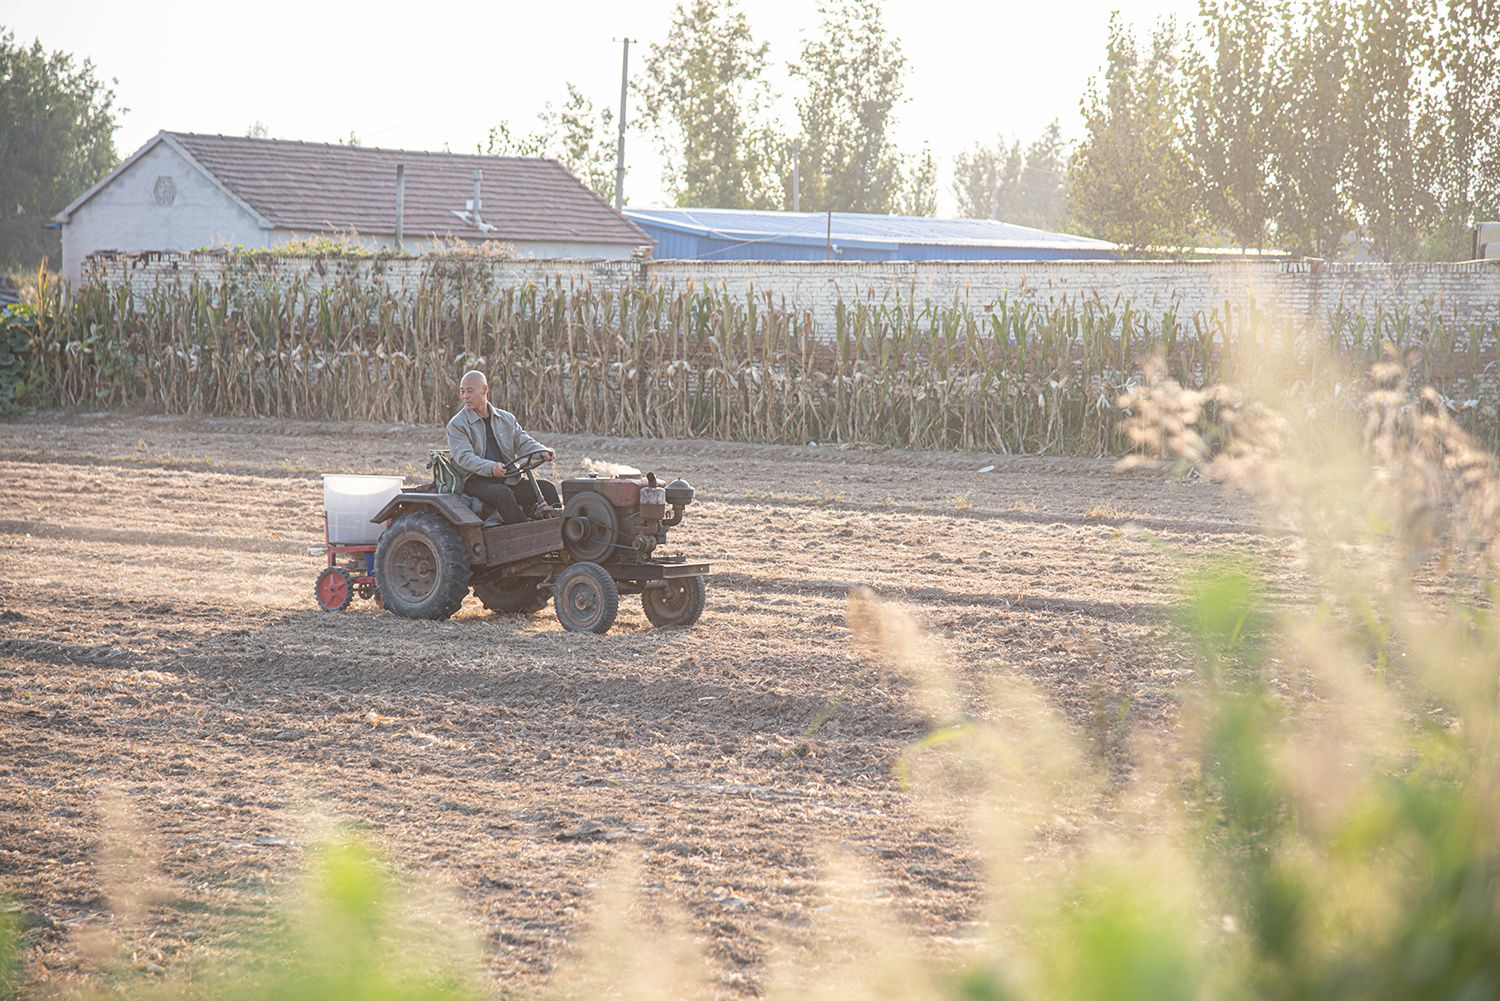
[84,251,1500,334]
[82,251,639,299]
[647,259,1500,330]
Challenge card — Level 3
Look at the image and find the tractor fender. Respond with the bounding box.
[370,492,484,527]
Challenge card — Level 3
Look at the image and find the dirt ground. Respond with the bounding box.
[0,412,1294,996]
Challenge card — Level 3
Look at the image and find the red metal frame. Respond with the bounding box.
[324,513,379,590]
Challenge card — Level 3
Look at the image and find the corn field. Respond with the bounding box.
[25,261,1500,455]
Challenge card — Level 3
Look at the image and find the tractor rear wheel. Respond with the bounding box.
[374,510,472,620]
[642,575,706,628]
[553,562,619,634]
[474,578,551,614]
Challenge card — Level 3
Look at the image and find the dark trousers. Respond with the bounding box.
[464,476,561,524]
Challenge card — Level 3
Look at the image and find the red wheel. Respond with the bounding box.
[315,567,353,611]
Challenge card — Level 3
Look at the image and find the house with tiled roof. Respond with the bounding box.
[51,131,651,284]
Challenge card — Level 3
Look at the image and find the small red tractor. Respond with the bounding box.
[315,452,707,634]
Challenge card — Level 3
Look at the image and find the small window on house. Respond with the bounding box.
[153,176,177,206]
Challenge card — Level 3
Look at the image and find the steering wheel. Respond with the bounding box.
[504,450,550,476]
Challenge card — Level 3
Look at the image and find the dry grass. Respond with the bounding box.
[1082,504,1133,521]
[23,257,1500,455]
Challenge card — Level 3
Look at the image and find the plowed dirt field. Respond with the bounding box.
[0,413,1289,995]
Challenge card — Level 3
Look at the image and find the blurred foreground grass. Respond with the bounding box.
[4,351,1499,999]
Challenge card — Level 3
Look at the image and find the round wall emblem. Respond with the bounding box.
[153,175,177,206]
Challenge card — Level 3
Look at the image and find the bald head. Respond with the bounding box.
[459,370,490,415]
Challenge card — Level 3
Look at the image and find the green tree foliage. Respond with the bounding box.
[1016,123,1069,231]
[485,85,617,203]
[1346,0,1433,260]
[640,0,773,209]
[746,133,797,211]
[632,0,933,214]
[1069,15,1197,250]
[544,85,618,204]
[1268,2,1355,259]
[953,137,1024,221]
[480,120,549,158]
[791,0,909,213]
[954,123,1069,229]
[895,145,937,217]
[0,29,119,272]
[1420,0,1500,258]
[1187,0,1285,250]
[1067,1,1498,260]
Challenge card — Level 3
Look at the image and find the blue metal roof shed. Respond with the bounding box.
[623,207,1119,262]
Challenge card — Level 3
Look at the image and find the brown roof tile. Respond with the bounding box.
[168,132,649,246]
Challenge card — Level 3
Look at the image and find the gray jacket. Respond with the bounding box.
[446,404,547,486]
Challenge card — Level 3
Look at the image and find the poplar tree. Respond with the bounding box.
[1420,0,1500,257]
[1069,15,1197,250]
[895,146,937,217]
[1268,1,1355,259]
[1346,0,1433,259]
[1015,122,1069,231]
[640,0,772,209]
[953,124,1067,230]
[952,138,1023,221]
[1187,0,1286,250]
[791,0,909,213]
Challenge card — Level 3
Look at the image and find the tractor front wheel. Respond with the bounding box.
[642,575,706,628]
[374,511,472,620]
[553,562,619,634]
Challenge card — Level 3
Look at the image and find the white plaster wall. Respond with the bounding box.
[60,143,269,285]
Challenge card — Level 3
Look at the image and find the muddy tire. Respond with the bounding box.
[474,578,551,614]
[374,510,472,620]
[642,575,706,628]
[553,562,619,634]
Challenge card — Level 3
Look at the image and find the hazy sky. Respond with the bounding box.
[4,0,1201,215]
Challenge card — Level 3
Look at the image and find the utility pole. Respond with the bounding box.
[394,164,405,252]
[825,209,832,261]
[613,37,635,212]
[791,140,800,212]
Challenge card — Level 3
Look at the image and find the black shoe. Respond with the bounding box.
[482,512,505,527]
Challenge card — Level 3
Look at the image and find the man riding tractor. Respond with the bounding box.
[448,370,558,525]
[346,368,708,630]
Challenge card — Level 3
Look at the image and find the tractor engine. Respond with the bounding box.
[560,473,696,565]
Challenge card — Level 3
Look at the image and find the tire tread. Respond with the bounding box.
[374,510,472,620]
